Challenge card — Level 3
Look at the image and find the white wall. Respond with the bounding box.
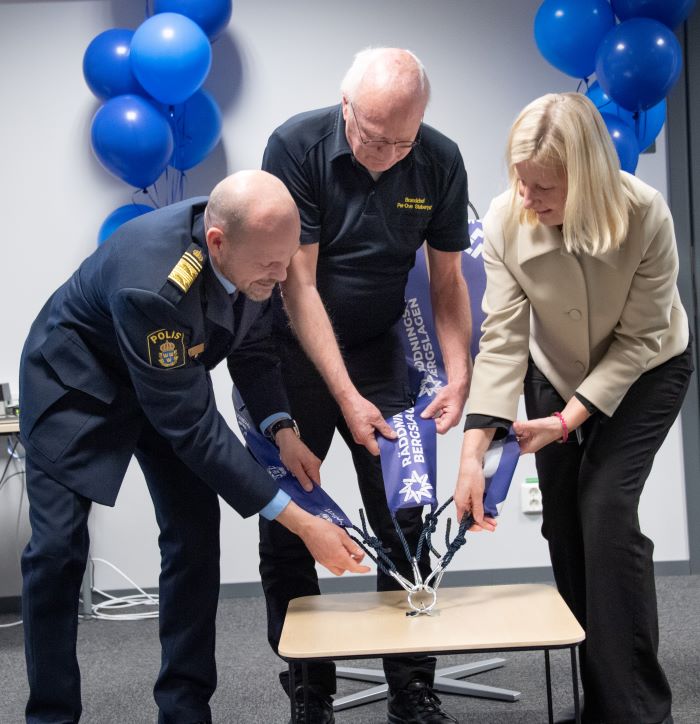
[0,0,688,598]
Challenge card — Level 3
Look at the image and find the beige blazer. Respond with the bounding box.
[467,172,689,420]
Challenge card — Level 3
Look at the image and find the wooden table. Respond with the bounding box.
[0,417,19,435]
[279,583,585,723]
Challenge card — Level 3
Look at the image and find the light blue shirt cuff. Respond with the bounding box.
[259,411,291,436]
[259,490,292,520]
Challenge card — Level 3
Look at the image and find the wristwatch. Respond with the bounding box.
[266,418,300,444]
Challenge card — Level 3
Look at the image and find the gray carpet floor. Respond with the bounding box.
[1,575,698,723]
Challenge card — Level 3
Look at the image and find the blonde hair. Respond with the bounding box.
[507,92,631,255]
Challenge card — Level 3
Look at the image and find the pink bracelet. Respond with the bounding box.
[552,412,569,443]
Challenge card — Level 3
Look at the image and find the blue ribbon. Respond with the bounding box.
[378,396,437,513]
[232,389,353,528]
[463,222,520,516]
[378,245,444,514]
[380,221,520,518]
[463,221,488,362]
[482,430,520,518]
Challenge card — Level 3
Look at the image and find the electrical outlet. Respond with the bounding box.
[521,477,543,514]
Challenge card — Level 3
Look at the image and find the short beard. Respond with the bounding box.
[241,282,275,302]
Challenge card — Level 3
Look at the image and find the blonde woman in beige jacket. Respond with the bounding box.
[455,93,692,724]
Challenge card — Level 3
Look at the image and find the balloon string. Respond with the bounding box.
[143,184,159,210]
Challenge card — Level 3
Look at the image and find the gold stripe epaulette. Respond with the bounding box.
[167,245,205,293]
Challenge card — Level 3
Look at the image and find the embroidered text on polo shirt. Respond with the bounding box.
[396,196,433,211]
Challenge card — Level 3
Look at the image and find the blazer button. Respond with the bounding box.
[568,308,582,321]
[575,360,586,373]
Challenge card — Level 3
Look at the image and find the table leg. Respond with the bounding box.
[571,646,581,724]
[545,649,553,724]
[289,663,296,723]
[302,662,309,724]
[334,658,520,710]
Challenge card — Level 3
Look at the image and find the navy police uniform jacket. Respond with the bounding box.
[19,198,287,516]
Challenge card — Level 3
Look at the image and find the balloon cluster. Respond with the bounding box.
[84,1,232,243]
[534,0,695,173]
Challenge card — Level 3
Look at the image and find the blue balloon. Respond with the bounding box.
[91,95,174,188]
[611,0,697,30]
[165,89,222,170]
[130,13,212,105]
[153,0,233,40]
[98,204,154,244]
[83,28,144,101]
[601,113,640,174]
[534,0,616,78]
[596,18,683,111]
[586,81,666,152]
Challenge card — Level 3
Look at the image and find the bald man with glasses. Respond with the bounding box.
[260,48,472,724]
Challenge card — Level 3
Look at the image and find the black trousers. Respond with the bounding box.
[22,421,220,724]
[524,344,693,724]
[259,327,435,696]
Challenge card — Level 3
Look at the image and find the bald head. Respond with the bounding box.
[205,169,299,243]
[341,48,430,116]
[203,170,301,301]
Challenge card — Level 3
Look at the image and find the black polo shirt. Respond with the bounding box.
[262,104,469,348]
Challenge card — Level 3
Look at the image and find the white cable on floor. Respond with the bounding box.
[0,619,23,628]
[2,438,159,625]
[87,557,159,621]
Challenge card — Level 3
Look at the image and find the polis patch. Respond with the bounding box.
[147,329,186,369]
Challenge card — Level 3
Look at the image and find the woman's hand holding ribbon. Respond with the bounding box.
[454,428,498,532]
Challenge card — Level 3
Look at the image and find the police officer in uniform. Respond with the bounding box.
[260,49,472,724]
[19,171,368,724]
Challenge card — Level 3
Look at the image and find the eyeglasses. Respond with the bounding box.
[349,102,421,150]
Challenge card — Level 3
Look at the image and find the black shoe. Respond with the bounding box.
[287,684,335,724]
[387,679,458,723]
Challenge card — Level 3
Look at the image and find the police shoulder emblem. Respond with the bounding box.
[167,243,205,293]
[147,329,186,369]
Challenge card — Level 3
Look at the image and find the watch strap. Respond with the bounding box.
[267,417,300,441]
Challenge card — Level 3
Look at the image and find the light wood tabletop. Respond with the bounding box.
[279,583,584,660]
[0,417,19,435]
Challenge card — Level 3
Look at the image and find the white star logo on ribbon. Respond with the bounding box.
[399,470,434,504]
[267,465,287,480]
[419,374,443,398]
